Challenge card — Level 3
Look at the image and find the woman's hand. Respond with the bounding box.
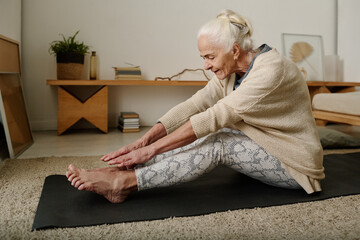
[101,139,145,162]
[101,123,167,162]
[107,121,196,168]
[105,145,156,167]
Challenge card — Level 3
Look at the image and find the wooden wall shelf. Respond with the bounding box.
[306,81,360,100]
[47,80,208,86]
[306,81,360,87]
[48,80,360,87]
[47,79,360,134]
[47,79,207,134]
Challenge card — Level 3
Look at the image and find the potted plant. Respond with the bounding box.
[49,31,89,80]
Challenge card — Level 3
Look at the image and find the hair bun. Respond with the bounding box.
[216,9,235,20]
[217,9,253,37]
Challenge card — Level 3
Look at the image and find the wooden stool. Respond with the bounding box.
[57,86,108,135]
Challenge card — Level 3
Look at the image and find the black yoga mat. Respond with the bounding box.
[32,152,360,230]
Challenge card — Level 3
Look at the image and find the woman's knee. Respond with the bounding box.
[197,132,217,145]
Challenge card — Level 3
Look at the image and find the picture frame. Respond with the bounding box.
[0,35,33,159]
[0,74,33,158]
[282,33,325,81]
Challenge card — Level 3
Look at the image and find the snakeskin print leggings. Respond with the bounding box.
[135,128,301,191]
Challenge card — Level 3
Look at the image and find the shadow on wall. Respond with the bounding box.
[0,120,9,161]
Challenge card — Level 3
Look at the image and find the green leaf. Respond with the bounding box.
[49,30,90,55]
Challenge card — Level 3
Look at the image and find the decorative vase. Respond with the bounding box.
[56,53,84,80]
[89,51,97,80]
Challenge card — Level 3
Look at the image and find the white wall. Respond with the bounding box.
[338,0,360,82]
[0,0,21,42]
[22,0,337,130]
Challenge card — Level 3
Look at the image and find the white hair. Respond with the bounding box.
[198,9,254,52]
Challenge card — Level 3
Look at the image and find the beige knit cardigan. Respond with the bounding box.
[159,48,324,194]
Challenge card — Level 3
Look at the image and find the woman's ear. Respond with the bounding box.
[232,43,241,60]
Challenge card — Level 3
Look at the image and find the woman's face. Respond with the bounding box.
[198,35,235,80]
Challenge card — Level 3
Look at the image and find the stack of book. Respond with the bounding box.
[113,67,142,80]
[118,112,140,133]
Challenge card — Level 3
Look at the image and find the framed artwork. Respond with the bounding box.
[0,35,33,158]
[282,33,325,81]
[0,74,33,158]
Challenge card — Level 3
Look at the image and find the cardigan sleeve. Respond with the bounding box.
[189,100,244,138]
[158,76,224,134]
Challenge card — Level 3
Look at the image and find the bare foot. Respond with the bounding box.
[66,165,137,203]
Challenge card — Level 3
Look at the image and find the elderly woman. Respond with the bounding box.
[66,10,324,203]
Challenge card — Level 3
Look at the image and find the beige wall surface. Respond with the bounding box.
[0,0,21,42]
[21,0,338,130]
[338,0,360,82]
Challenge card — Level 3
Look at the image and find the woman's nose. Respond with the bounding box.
[204,61,211,70]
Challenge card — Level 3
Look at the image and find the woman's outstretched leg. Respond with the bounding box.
[135,130,301,191]
[64,137,208,203]
[135,133,223,191]
[137,135,210,168]
[66,129,300,203]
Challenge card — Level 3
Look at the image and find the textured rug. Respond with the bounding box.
[32,152,360,231]
[1,150,359,239]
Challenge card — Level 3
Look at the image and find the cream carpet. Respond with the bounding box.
[0,149,359,239]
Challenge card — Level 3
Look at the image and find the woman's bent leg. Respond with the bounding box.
[219,130,301,189]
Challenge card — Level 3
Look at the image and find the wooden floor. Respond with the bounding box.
[13,124,360,159]
[18,127,152,159]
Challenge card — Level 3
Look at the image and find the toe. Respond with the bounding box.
[67,173,76,182]
[71,177,80,186]
[78,183,85,191]
[74,179,84,188]
[68,164,74,171]
[68,164,80,173]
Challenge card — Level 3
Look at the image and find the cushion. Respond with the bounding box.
[312,92,360,116]
[318,127,360,149]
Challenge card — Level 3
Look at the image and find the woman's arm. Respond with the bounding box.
[101,122,167,162]
[102,77,221,164]
[106,121,197,167]
[141,122,168,146]
[158,77,223,135]
[151,121,197,156]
